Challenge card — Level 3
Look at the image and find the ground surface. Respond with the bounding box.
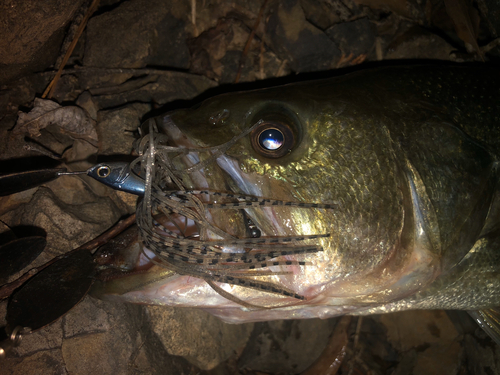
[1,0,500,374]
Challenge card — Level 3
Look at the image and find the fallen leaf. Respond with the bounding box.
[15,98,98,146]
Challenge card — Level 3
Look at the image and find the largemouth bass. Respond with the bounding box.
[93,65,500,334]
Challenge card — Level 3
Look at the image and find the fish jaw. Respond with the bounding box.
[118,269,361,323]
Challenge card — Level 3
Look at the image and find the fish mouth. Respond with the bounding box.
[128,115,329,307]
[157,115,301,241]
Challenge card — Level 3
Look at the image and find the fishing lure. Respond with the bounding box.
[0,162,145,197]
[130,120,332,307]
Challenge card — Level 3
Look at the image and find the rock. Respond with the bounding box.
[146,305,254,370]
[300,0,354,30]
[84,0,190,69]
[86,72,216,109]
[385,26,454,60]
[188,19,287,83]
[380,310,460,350]
[326,18,376,58]
[264,0,341,72]
[97,104,149,156]
[148,13,191,69]
[76,91,99,121]
[238,318,337,374]
[0,190,37,218]
[3,350,68,375]
[463,331,500,374]
[481,0,500,47]
[63,332,133,375]
[188,19,236,81]
[352,0,425,21]
[1,187,122,270]
[413,341,462,375]
[379,310,462,375]
[0,0,85,84]
[63,297,112,338]
[1,293,197,375]
[60,297,142,375]
[12,320,64,357]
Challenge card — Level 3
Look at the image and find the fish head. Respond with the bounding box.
[97,78,443,322]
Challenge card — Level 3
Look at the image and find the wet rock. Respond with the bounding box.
[146,305,254,370]
[463,330,500,374]
[326,18,377,58]
[60,297,143,375]
[2,296,144,375]
[62,332,133,375]
[63,297,111,338]
[381,310,460,350]
[353,0,425,21]
[265,0,341,72]
[0,76,39,120]
[84,0,190,69]
[1,187,122,266]
[481,0,500,42]
[385,26,455,60]
[0,0,85,85]
[0,190,37,218]
[188,19,237,81]
[86,72,216,109]
[14,320,64,357]
[149,13,191,69]
[50,74,81,103]
[76,92,99,121]
[97,104,149,156]
[413,340,462,375]
[3,350,67,375]
[380,310,461,374]
[238,318,338,374]
[300,0,354,30]
[189,19,287,83]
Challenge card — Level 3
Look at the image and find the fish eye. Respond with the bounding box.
[97,165,111,178]
[250,121,295,158]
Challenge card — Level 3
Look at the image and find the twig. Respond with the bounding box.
[258,37,265,79]
[42,0,100,99]
[0,213,136,300]
[302,315,353,375]
[39,66,215,80]
[191,0,199,37]
[234,0,270,83]
[481,37,500,53]
[275,59,288,77]
[347,316,364,375]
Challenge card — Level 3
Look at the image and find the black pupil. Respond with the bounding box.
[258,128,284,151]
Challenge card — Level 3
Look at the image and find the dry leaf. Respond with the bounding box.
[15,98,98,146]
[444,0,483,59]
